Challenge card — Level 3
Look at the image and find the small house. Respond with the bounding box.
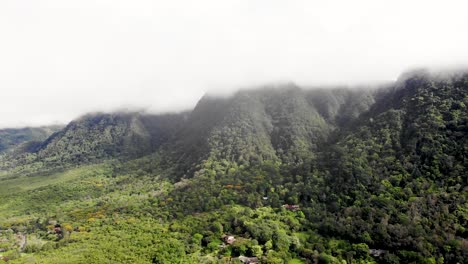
[238,256,259,264]
[369,249,387,257]
[222,235,236,245]
[282,204,300,211]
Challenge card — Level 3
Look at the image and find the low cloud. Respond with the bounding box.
[1,0,467,128]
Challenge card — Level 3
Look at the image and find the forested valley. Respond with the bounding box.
[0,69,466,263]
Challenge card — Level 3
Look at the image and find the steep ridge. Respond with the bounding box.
[316,70,468,261]
[162,84,377,179]
[208,91,277,164]
[0,126,62,154]
[326,69,468,193]
[38,112,187,163]
[0,112,187,173]
[1,85,378,177]
[161,95,232,177]
[304,86,378,127]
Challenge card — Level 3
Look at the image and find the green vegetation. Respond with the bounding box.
[0,70,467,263]
[0,126,62,154]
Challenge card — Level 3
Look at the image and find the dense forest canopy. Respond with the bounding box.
[0,69,467,263]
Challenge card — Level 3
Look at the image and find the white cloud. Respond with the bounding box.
[1,0,467,127]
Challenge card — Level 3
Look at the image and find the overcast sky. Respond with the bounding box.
[1,0,468,128]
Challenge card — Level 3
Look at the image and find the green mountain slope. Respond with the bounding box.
[314,70,468,262]
[0,126,62,154]
[163,84,376,180]
[0,112,187,175]
[37,112,186,162]
[0,69,466,263]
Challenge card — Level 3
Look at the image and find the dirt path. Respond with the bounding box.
[16,233,26,251]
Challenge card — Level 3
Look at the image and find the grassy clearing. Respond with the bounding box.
[288,258,305,264]
[0,164,110,195]
[0,164,113,220]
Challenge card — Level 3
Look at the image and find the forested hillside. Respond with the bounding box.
[0,69,466,263]
[0,126,62,154]
[0,112,186,175]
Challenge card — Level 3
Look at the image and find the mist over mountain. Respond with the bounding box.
[0,69,467,263]
[2,0,468,129]
[1,0,468,262]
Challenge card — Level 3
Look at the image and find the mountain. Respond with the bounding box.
[0,84,380,176]
[36,112,187,162]
[0,126,62,154]
[0,69,466,263]
[162,84,378,179]
[161,70,467,262]
[315,69,468,261]
[0,112,187,173]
